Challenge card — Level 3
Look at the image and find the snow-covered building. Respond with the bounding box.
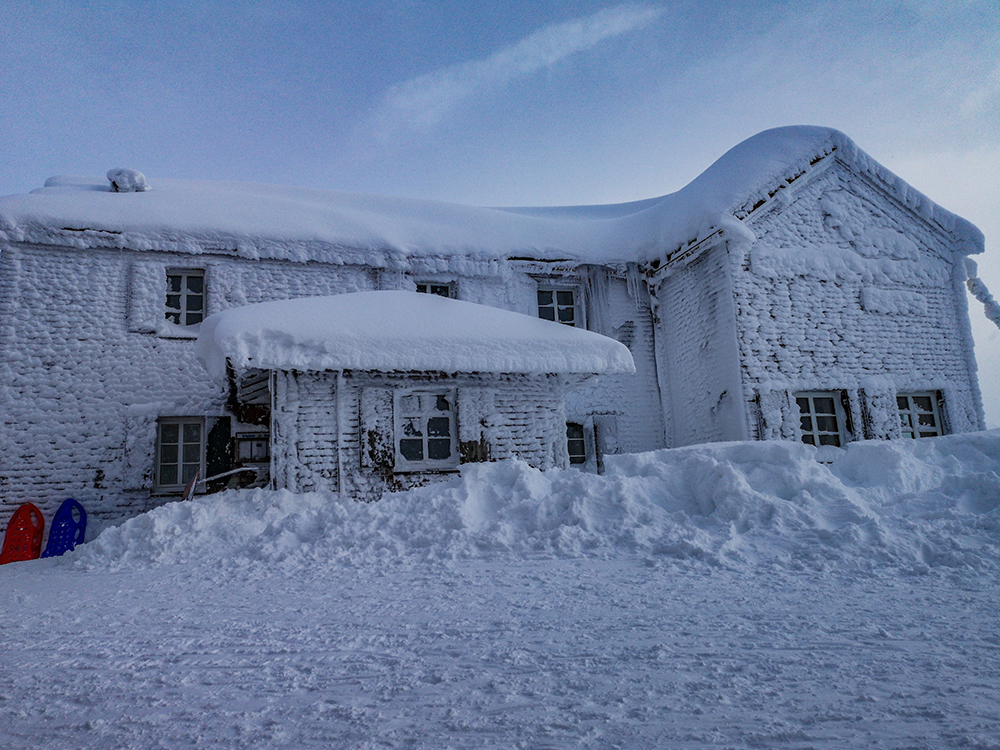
[0,126,987,526]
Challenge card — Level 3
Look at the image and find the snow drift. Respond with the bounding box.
[65,430,1000,574]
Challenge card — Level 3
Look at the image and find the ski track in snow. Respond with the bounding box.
[3,432,1000,748]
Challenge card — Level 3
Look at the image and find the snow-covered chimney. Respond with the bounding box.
[106,168,150,193]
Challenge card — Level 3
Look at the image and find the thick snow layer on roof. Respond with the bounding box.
[196,291,636,376]
[0,127,983,264]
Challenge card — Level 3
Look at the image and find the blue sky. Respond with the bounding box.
[2,0,999,419]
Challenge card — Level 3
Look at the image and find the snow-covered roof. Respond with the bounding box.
[0,127,984,265]
[195,291,636,377]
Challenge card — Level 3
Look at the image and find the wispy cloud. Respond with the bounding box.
[373,3,664,136]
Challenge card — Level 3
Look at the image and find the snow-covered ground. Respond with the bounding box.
[3,433,1000,748]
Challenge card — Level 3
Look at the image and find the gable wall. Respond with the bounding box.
[732,160,983,439]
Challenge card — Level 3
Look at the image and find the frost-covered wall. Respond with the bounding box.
[650,244,747,447]
[732,159,983,439]
[268,370,571,500]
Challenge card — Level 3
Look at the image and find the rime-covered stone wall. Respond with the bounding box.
[732,160,983,439]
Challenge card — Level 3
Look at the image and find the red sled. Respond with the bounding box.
[0,503,45,564]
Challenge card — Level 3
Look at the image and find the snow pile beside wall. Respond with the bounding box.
[67,431,1000,573]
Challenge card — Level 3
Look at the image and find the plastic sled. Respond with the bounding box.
[0,503,45,564]
[41,498,87,558]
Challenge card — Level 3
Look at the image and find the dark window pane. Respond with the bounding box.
[800,416,813,432]
[160,465,178,485]
[160,444,178,464]
[183,424,201,444]
[415,284,427,293]
[557,291,574,306]
[913,396,933,412]
[427,417,450,437]
[402,418,423,437]
[161,423,179,443]
[801,434,815,445]
[399,439,423,461]
[814,398,836,414]
[166,295,181,311]
[431,285,450,297]
[897,396,909,410]
[917,413,936,427]
[919,432,937,438]
[558,307,575,323]
[428,438,451,460]
[538,307,555,321]
[900,414,913,428]
[796,398,810,414]
[187,295,203,311]
[566,423,584,440]
[186,312,203,325]
[187,276,203,294]
[181,464,199,483]
[435,395,450,412]
[167,275,182,293]
[537,290,553,306]
[816,416,838,432]
[819,434,841,446]
[182,443,200,464]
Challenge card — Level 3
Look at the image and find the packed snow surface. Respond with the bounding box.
[3,433,1000,748]
[0,127,983,265]
[196,291,636,377]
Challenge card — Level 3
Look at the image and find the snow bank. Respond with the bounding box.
[196,291,635,376]
[69,431,1000,573]
[0,127,983,265]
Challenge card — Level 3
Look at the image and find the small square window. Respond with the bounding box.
[157,418,205,492]
[537,288,577,327]
[795,392,849,447]
[237,434,270,462]
[394,390,458,471]
[897,392,944,438]
[166,269,206,326]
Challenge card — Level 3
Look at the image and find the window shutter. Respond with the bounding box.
[127,261,164,333]
[205,417,232,486]
[360,388,394,470]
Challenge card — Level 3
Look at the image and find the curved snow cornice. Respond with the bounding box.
[0,127,984,266]
[195,291,636,377]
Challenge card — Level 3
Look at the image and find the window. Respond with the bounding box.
[566,423,587,465]
[166,269,205,326]
[897,393,944,438]
[237,433,270,462]
[795,392,849,447]
[537,288,577,327]
[415,282,453,298]
[156,418,204,491]
[394,391,458,471]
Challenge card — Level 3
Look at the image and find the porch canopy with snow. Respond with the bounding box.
[196,291,635,497]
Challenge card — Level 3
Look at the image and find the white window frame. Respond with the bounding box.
[536,286,580,327]
[155,417,205,493]
[566,422,588,466]
[794,391,850,447]
[393,390,459,472]
[897,392,944,439]
[414,281,454,299]
[165,268,206,327]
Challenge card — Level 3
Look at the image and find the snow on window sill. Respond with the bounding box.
[157,320,201,339]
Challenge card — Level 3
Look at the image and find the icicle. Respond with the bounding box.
[964,258,1000,330]
[582,265,610,335]
[625,262,646,310]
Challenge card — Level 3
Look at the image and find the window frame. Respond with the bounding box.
[566,422,587,465]
[393,389,460,472]
[155,417,206,493]
[414,281,455,299]
[897,392,945,439]
[794,391,850,447]
[536,285,580,328]
[165,268,206,327]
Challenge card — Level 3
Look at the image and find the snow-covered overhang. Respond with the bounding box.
[195,291,636,378]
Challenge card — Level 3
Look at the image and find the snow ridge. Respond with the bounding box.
[69,431,1000,574]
